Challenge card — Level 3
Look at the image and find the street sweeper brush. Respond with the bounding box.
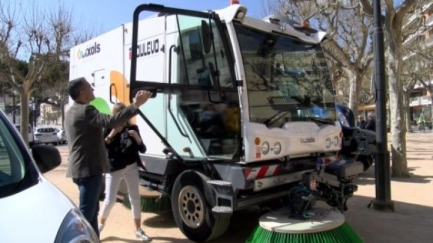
[246,207,363,243]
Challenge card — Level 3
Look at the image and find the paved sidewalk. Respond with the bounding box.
[45,132,433,243]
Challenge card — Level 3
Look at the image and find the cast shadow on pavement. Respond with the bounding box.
[345,195,433,243]
[143,207,263,243]
[214,196,433,243]
[130,195,433,243]
[143,212,178,229]
[355,166,433,185]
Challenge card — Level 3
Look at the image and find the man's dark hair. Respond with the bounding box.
[68,77,87,101]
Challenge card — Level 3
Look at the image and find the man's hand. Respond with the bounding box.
[133,90,153,107]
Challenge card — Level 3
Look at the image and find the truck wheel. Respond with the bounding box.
[171,171,230,242]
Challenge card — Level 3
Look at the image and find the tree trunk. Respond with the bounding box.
[61,103,65,128]
[403,90,412,133]
[386,47,409,177]
[19,91,30,147]
[430,92,433,124]
[346,67,361,117]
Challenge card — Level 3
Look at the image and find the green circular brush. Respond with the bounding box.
[122,193,172,214]
[246,208,363,243]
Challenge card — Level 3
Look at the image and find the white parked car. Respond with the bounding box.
[0,110,98,242]
[34,127,59,145]
[14,124,34,147]
[54,128,67,144]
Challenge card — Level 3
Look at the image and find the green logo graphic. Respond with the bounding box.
[89,97,111,115]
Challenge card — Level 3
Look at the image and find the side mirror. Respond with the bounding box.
[336,104,356,128]
[32,145,61,174]
[201,20,211,54]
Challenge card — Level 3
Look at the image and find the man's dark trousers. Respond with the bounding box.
[73,175,103,238]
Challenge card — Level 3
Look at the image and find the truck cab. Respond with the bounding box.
[126,4,364,242]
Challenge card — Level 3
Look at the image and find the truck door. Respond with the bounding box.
[129,4,241,162]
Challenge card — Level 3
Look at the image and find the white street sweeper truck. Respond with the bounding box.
[69,2,374,242]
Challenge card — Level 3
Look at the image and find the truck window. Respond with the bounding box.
[176,15,232,89]
[234,23,336,127]
[174,15,240,159]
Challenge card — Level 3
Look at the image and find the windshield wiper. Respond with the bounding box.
[263,111,288,127]
[307,117,335,125]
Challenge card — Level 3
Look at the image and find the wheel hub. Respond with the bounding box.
[178,185,205,229]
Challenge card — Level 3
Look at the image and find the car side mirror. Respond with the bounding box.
[32,145,61,174]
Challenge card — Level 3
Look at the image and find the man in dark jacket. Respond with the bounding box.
[64,77,152,237]
[365,112,376,132]
[357,115,367,129]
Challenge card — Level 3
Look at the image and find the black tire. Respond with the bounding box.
[171,171,230,242]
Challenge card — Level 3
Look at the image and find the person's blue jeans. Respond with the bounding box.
[73,175,103,238]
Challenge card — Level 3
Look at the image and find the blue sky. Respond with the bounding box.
[40,0,266,33]
[25,0,406,35]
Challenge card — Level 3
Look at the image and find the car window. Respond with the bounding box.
[36,128,59,133]
[0,121,26,188]
[37,128,46,133]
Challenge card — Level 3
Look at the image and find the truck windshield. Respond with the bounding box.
[234,23,337,128]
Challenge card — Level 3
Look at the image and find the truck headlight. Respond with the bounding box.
[54,208,99,243]
[261,141,270,155]
[273,142,281,155]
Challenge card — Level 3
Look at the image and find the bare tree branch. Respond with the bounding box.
[324,40,353,68]
[384,0,395,12]
[395,0,418,30]
[397,0,418,17]
[360,0,373,15]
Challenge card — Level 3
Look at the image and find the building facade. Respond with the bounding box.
[403,2,433,123]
